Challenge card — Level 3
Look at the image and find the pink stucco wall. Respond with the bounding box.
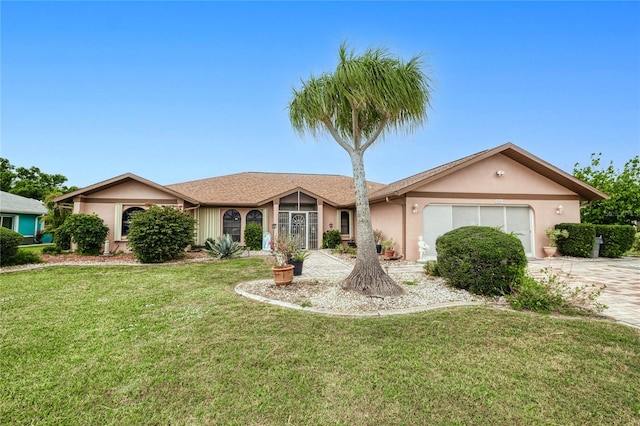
[72,180,190,253]
[371,154,583,261]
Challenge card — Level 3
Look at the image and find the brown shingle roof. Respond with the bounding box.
[166,172,386,207]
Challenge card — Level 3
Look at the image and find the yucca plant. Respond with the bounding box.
[204,234,245,259]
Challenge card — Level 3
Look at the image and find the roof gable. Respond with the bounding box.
[53,173,200,205]
[368,143,608,201]
[0,191,47,215]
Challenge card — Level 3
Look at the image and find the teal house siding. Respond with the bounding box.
[17,214,40,239]
[0,191,47,245]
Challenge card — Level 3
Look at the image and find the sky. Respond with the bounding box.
[2,1,639,190]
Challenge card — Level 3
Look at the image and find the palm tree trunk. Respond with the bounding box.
[341,151,404,297]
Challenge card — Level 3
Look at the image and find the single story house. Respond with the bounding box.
[54,143,607,259]
[0,191,47,244]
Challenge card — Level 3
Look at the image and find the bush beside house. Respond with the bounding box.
[59,214,109,255]
[595,224,636,258]
[436,226,527,296]
[554,223,595,258]
[553,223,634,258]
[243,223,263,251]
[127,205,195,263]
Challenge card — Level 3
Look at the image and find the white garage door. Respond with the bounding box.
[422,205,533,258]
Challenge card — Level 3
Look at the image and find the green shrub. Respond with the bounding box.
[436,226,527,296]
[322,229,342,249]
[423,260,440,276]
[243,223,263,251]
[633,232,640,253]
[204,234,245,259]
[53,224,72,250]
[331,244,356,255]
[59,214,109,255]
[0,227,23,265]
[509,269,606,315]
[2,249,44,267]
[508,275,564,313]
[42,245,63,255]
[127,206,196,263]
[595,225,636,258]
[555,223,595,258]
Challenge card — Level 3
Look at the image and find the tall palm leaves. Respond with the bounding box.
[289,43,432,296]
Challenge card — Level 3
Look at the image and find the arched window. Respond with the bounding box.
[223,209,241,242]
[246,210,263,227]
[122,207,145,237]
[340,211,350,235]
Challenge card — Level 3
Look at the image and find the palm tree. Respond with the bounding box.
[289,43,432,296]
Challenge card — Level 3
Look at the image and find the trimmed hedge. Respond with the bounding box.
[436,226,527,296]
[243,223,263,251]
[595,225,636,258]
[127,205,196,263]
[59,214,109,255]
[555,223,595,258]
[0,227,23,265]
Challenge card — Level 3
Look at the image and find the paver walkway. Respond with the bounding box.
[528,257,640,329]
[304,251,640,328]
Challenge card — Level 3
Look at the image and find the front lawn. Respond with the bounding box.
[1,259,639,425]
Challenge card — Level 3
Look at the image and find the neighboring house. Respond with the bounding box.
[54,143,607,259]
[0,191,47,244]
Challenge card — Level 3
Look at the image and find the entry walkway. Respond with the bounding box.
[304,251,640,328]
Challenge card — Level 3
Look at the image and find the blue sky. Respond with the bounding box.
[2,1,639,189]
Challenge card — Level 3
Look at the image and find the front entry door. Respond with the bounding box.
[290,213,307,250]
[278,211,319,249]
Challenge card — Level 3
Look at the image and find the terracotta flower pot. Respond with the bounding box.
[543,246,557,258]
[384,249,395,258]
[272,264,295,285]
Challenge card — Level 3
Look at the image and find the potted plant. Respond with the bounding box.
[373,229,383,254]
[381,238,395,258]
[289,250,310,276]
[544,227,569,257]
[272,233,298,285]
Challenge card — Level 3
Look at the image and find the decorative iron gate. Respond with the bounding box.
[278,211,318,250]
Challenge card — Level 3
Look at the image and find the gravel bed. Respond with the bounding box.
[236,269,487,316]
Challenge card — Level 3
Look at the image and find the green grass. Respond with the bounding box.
[16,244,54,254]
[2,259,639,425]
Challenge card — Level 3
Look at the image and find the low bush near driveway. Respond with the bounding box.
[436,226,527,296]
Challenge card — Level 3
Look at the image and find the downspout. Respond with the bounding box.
[385,196,406,258]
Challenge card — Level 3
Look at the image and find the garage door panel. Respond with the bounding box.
[423,204,533,258]
[422,205,451,257]
[506,207,532,254]
[479,206,505,229]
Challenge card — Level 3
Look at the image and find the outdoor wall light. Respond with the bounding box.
[329,223,333,229]
[496,170,505,177]
[556,205,564,215]
[412,203,419,214]
[272,223,277,230]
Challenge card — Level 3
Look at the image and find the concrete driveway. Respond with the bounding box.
[528,256,640,329]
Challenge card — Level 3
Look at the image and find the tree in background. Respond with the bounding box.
[573,154,640,225]
[0,158,77,200]
[289,43,432,296]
